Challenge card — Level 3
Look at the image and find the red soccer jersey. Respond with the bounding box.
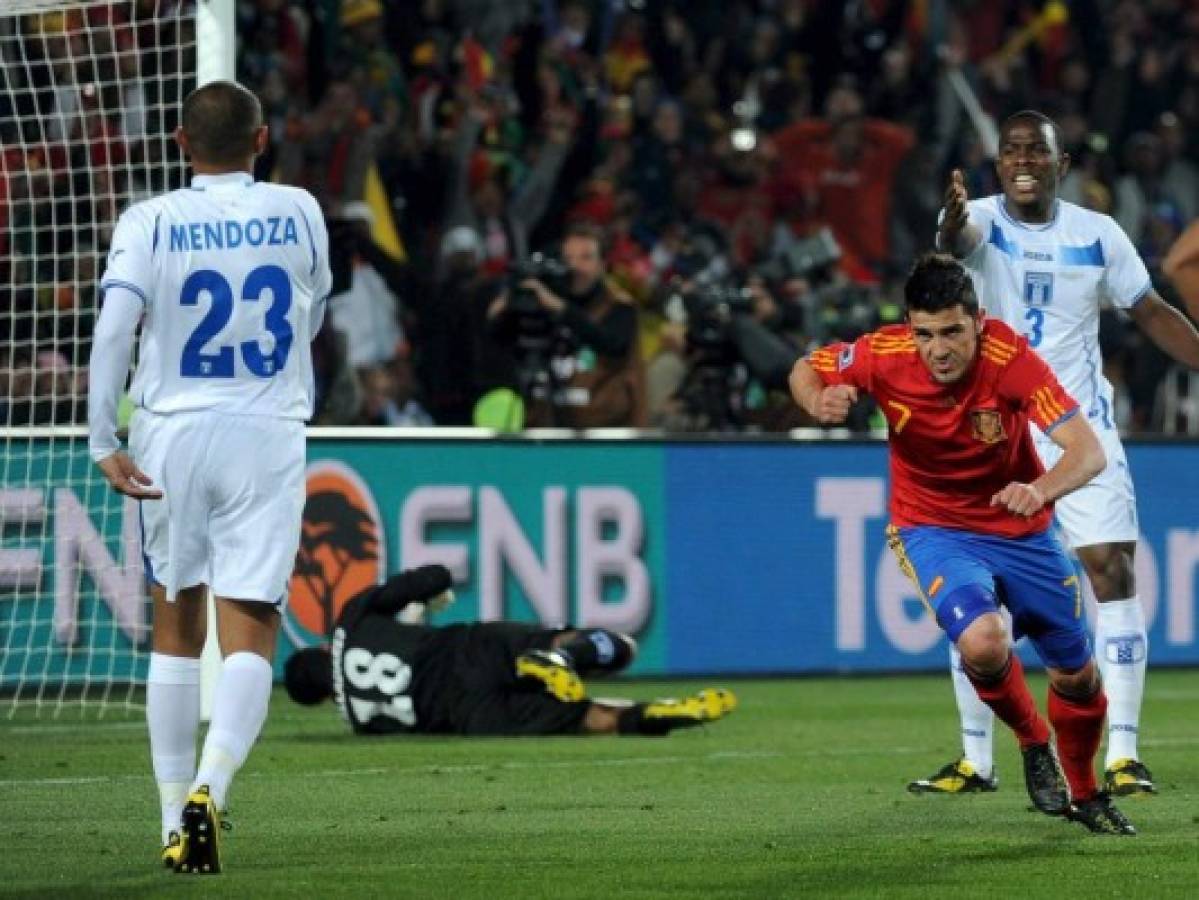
[808,318,1080,537]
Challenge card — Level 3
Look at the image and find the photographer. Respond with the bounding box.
[487,221,646,428]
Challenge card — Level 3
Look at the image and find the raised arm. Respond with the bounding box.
[365,565,454,617]
[936,169,983,259]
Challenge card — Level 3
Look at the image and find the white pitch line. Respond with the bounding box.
[0,750,782,789]
[2,737,1196,790]
[3,720,146,736]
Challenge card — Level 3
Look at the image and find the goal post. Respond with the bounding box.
[0,0,233,718]
[193,0,235,724]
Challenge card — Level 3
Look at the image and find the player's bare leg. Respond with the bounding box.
[177,597,279,874]
[1076,541,1154,795]
[148,583,207,869]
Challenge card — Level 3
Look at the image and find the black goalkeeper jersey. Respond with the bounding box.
[329,594,452,734]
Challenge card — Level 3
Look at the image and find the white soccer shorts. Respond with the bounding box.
[130,408,305,605]
[1034,425,1139,549]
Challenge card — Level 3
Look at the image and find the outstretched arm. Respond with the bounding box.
[1129,289,1199,370]
[365,565,454,617]
[936,169,983,258]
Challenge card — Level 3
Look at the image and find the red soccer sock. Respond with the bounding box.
[965,653,1051,750]
[1048,686,1107,801]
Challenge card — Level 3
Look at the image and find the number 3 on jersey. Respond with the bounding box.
[1022,271,1052,348]
[1024,307,1044,347]
[180,264,293,378]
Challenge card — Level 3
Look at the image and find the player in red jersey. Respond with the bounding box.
[790,252,1135,835]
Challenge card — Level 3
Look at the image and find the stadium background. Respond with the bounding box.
[4,0,1199,694]
[2,4,1199,895]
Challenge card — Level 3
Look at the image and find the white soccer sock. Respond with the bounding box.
[147,653,201,844]
[1094,597,1147,767]
[193,651,273,811]
[950,644,995,778]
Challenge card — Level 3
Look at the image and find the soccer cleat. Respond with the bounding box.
[515,650,586,702]
[907,758,998,794]
[642,688,737,731]
[1021,742,1070,816]
[1067,792,1137,835]
[160,831,186,870]
[176,786,222,874]
[1103,758,1156,796]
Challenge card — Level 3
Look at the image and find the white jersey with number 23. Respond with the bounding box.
[100,171,332,420]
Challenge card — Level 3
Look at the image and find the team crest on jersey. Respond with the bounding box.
[283,461,385,648]
[970,409,1007,444]
[1023,271,1054,307]
[837,345,855,371]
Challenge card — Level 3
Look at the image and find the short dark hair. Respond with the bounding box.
[283,647,333,706]
[904,252,978,316]
[180,80,263,166]
[999,109,1064,157]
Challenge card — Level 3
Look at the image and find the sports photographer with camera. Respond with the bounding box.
[486,221,646,428]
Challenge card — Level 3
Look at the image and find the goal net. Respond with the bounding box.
[0,0,228,717]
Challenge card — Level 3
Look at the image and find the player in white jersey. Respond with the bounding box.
[908,110,1199,800]
[87,81,331,874]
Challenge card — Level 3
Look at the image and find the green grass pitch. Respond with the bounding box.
[1,670,1196,898]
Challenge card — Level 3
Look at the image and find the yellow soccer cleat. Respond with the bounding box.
[907,758,999,794]
[176,786,222,874]
[515,650,587,702]
[160,830,186,870]
[642,688,737,731]
[1104,758,1156,796]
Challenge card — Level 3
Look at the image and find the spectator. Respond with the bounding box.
[443,89,574,276]
[326,203,405,371]
[486,220,647,428]
[771,82,915,282]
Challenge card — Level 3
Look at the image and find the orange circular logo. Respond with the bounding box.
[283,461,384,647]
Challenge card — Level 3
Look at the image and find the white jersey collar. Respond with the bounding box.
[998,196,1060,232]
[190,172,255,190]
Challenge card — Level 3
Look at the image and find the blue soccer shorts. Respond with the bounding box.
[887,524,1090,671]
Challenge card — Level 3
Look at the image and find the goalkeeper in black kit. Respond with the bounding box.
[284,565,736,736]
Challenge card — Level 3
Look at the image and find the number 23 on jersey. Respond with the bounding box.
[180,264,293,378]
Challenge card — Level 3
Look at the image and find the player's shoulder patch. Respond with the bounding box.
[837,344,855,371]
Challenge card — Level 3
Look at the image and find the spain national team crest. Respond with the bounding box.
[970,409,1007,444]
[283,460,385,648]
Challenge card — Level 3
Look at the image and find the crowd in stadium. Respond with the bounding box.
[4,0,1199,433]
